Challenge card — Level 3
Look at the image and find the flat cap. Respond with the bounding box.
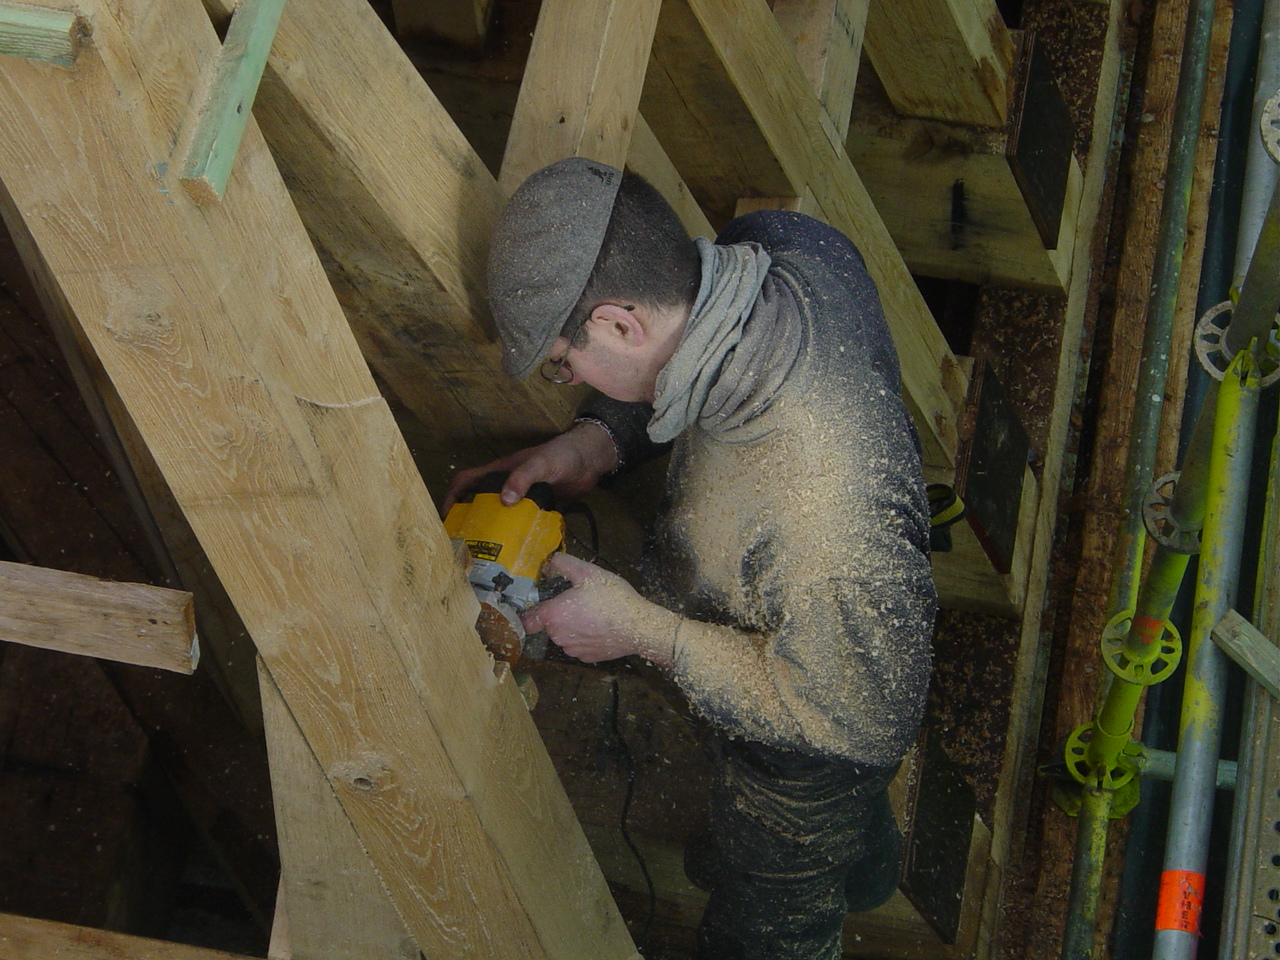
[488,158,623,379]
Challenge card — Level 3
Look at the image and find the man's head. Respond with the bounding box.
[488,158,699,388]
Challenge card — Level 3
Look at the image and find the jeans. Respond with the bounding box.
[695,736,902,960]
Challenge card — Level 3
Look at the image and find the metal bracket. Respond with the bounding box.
[1143,471,1201,553]
[1101,608,1183,685]
[1062,724,1144,794]
[1194,300,1280,387]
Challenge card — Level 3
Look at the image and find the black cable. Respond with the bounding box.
[609,675,656,955]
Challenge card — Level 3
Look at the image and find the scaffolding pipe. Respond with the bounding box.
[1109,0,1221,617]
[1133,747,1237,789]
[1153,348,1261,960]
[1217,9,1280,946]
[1058,0,1221,950]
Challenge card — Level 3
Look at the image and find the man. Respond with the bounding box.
[447,157,935,960]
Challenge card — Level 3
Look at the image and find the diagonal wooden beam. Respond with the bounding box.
[0,1,635,956]
[863,0,1015,127]
[200,0,578,496]
[499,0,662,192]
[646,0,969,470]
[258,660,418,960]
[0,560,197,673]
[772,0,868,142]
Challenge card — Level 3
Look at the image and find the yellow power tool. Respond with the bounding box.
[443,472,565,665]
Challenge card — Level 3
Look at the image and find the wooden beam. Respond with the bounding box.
[1213,610,1280,701]
[499,0,662,192]
[0,1,84,66]
[0,1,634,956]
[645,0,969,472]
[200,0,579,497]
[390,0,493,47]
[624,115,715,239]
[772,0,868,142]
[0,911,258,960]
[845,76,1082,292]
[0,560,196,673]
[180,0,287,204]
[863,0,1015,127]
[258,659,417,960]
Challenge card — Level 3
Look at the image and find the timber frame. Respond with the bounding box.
[0,0,1146,956]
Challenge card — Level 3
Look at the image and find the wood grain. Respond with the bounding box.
[863,0,1015,126]
[0,560,195,672]
[500,0,662,191]
[0,2,635,956]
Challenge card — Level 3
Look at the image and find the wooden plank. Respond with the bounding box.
[258,659,417,960]
[180,0,286,204]
[646,0,970,473]
[200,0,579,497]
[0,2,634,956]
[499,0,662,192]
[0,560,196,673]
[0,911,259,960]
[391,0,493,47]
[0,1,83,65]
[772,0,868,142]
[863,0,1015,127]
[1212,610,1280,701]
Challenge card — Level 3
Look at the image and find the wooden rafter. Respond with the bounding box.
[200,0,579,496]
[863,0,1015,127]
[845,77,1083,292]
[0,0,635,955]
[499,0,662,191]
[772,0,867,142]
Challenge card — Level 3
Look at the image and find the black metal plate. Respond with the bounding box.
[901,730,978,944]
[1007,32,1075,249]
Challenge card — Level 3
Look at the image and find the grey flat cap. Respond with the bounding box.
[488,158,622,379]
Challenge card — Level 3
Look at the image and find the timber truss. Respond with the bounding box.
[0,0,1114,956]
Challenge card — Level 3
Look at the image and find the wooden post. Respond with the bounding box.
[772,0,868,142]
[0,1,635,956]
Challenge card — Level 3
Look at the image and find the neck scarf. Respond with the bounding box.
[648,238,772,443]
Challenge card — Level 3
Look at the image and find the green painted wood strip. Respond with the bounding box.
[0,1,83,66]
[1212,608,1280,701]
[180,0,287,203]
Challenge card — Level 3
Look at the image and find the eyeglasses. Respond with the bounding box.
[540,354,574,384]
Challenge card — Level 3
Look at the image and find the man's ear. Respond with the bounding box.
[590,303,645,346]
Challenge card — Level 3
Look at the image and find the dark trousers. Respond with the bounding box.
[695,737,902,960]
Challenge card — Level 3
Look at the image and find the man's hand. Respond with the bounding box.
[441,421,619,514]
[522,553,679,668]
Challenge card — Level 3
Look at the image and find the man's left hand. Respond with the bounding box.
[522,553,678,668]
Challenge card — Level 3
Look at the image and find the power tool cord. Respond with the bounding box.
[563,500,657,952]
[609,674,657,954]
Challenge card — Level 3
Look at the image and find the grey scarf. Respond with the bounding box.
[648,238,772,443]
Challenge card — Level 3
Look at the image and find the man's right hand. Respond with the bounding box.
[441,421,619,514]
